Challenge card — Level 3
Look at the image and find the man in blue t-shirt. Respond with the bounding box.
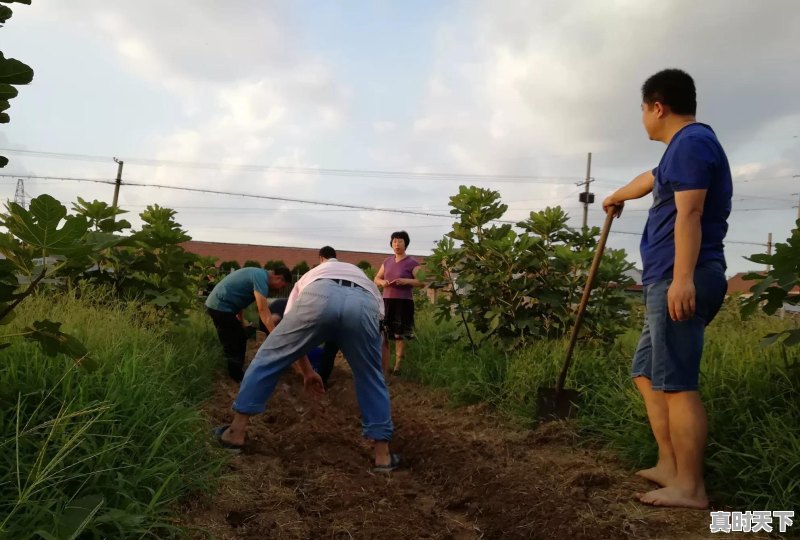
[206,266,292,382]
[603,69,732,510]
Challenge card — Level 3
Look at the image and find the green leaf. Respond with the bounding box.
[56,494,105,540]
[0,258,19,302]
[85,231,125,251]
[0,99,9,112]
[0,155,7,168]
[0,83,17,100]
[784,329,800,347]
[3,194,90,257]
[0,5,11,23]
[97,217,131,233]
[760,332,784,348]
[31,531,59,540]
[0,231,37,273]
[24,319,89,359]
[0,53,34,85]
[0,1,33,5]
[94,508,146,527]
[0,112,9,123]
[0,304,17,325]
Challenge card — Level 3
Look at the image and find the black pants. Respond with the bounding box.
[206,308,247,382]
[316,341,340,387]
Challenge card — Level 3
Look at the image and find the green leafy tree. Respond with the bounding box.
[0,0,34,169]
[291,260,310,277]
[65,202,201,318]
[356,260,376,280]
[264,259,286,271]
[426,185,634,350]
[0,195,91,359]
[243,259,261,268]
[742,219,800,346]
[362,265,377,281]
[219,260,240,274]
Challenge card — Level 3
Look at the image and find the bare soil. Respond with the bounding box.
[181,346,762,540]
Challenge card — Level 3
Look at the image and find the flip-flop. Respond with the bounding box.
[371,453,401,473]
[211,425,244,453]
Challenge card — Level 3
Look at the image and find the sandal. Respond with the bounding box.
[371,453,401,473]
[211,425,244,453]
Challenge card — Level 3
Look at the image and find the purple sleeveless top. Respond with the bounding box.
[382,256,420,300]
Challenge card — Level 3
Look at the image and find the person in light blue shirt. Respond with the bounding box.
[206,266,292,382]
[603,69,731,510]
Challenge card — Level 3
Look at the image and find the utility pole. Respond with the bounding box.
[112,157,124,208]
[576,152,594,230]
[14,178,25,209]
[767,232,773,272]
[794,175,799,222]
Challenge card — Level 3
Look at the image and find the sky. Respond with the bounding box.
[1,0,798,275]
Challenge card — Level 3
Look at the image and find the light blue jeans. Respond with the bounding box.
[631,261,727,391]
[233,279,393,441]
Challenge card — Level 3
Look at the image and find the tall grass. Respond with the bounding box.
[0,289,225,539]
[406,303,800,511]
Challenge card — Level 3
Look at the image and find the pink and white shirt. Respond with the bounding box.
[285,260,384,318]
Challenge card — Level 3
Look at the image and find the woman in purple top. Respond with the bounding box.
[374,230,424,375]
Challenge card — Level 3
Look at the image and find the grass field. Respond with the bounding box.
[406,301,800,511]
[0,290,224,539]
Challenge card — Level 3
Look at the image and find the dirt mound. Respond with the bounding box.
[182,350,754,539]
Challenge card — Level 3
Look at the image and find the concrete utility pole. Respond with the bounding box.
[112,157,124,208]
[794,175,799,221]
[767,232,773,272]
[577,152,594,230]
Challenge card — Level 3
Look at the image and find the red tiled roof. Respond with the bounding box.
[181,240,426,270]
[727,271,800,295]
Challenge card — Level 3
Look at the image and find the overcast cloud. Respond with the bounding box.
[2,0,798,273]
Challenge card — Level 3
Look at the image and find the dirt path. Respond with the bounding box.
[183,356,756,539]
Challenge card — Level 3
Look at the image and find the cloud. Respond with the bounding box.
[6,0,798,271]
[359,0,800,269]
[373,121,397,134]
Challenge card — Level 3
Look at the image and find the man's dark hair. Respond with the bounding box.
[272,266,293,285]
[641,69,696,116]
[390,230,410,247]
[319,246,337,259]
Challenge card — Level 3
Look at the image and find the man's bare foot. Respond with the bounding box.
[636,464,676,487]
[638,486,708,509]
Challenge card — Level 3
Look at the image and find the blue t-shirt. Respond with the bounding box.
[641,123,732,285]
[205,267,270,313]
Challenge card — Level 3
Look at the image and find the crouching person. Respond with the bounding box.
[213,260,400,472]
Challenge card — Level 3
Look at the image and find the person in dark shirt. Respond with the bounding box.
[603,69,731,509]
[205,266,292,382]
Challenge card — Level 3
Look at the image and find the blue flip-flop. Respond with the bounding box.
[371,453,401,473]
[211,425,244,453]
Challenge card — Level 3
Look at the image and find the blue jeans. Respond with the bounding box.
[233,279,393,441]
[631,262,727,391]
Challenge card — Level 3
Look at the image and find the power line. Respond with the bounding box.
[1,174,457,218]
[0,173,772,247]
[606,229,766,247]
[0,148,583,185]
[736,175,797,183]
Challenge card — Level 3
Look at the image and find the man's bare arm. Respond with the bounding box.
[254,290,275,333]
[669,189,706,321]
[602,170,656,217]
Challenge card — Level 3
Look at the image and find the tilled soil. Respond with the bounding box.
[182,348,760,540]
